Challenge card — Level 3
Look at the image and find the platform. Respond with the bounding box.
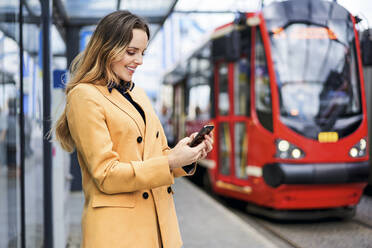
[67,178,277,248]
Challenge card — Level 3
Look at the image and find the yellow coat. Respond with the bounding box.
[66,83,192,248]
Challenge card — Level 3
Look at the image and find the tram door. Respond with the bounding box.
[215,55,251,187]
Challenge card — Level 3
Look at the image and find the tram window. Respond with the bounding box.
[255,29,273,132]
[268,21,362,138]
[187,85,211,120]
[199,58,212,80]
[234,57,250,116]
[190,58,198,74]
[234,122,248,179]
[219,122,231,175]
[350,42,362,114]
[218,63,229,116]
[200,59,209,71]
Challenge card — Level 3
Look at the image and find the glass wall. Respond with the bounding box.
[0,1,21,247]
[22,0,44,246]
[0,0,46,246]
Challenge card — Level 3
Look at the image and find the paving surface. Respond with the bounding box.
[67,178,277,248]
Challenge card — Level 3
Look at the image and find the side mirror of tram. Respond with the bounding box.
[361,29,372,66]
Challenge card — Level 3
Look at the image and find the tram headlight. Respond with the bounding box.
[275,139,305,159]
[349,138,367,158]
[278,140,290,152]
[291,148,301,159]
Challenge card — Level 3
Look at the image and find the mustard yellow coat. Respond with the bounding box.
[66,83,192,248]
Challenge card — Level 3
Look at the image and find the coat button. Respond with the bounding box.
[137,136,143,143]
[167,186,172,194]
[142,192,149,199]
[156,131,159,138]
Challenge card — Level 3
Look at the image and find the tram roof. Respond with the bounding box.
[263,0,351,23]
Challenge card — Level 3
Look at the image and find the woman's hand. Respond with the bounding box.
[168,131,214,170]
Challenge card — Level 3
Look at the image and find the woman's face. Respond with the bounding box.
[112,29,148,82]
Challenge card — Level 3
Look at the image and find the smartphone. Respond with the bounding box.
[189,125,214,147]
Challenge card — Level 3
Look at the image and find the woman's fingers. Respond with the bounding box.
[189,132,198,140]
[203,135,213,152]
[195,139,207,152]
[179,136,191,145]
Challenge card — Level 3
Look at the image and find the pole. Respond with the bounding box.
[41,0,53,247]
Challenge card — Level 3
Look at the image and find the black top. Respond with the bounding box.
[108,81,194,173]
[108,81,146,124]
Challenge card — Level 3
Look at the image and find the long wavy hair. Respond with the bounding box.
[54,10,150,152]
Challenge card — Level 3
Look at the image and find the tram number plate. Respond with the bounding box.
[318,132,338,143]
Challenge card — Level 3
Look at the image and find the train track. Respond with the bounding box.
[352,218,372,230]
[216,198,304,248]
[199,185,372,248]
[247,216,304,248]
[230,203,372,248]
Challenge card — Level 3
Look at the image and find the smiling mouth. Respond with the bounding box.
[126,66,136,74]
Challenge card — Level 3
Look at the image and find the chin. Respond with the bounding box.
[120,76,132,82]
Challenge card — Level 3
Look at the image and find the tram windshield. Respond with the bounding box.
[269,22,362,139]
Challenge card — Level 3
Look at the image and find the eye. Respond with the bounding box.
[126,51,136,56]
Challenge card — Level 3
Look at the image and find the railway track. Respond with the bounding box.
[234,197,372,248]
[247,216,304,248]
[202,187,372,248]
[352,218,372,230]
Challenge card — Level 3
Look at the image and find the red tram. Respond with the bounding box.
[163,0,370,218]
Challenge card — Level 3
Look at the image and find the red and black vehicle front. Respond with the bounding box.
[210,0,370,218]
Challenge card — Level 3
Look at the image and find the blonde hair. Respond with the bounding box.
[54,10,150,152]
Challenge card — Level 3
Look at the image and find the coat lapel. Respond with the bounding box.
[94,85,146,137]
[129,87,157,160]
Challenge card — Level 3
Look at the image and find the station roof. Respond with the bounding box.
[52,0,178,40]
[0,0,178,42]
[0,0,179,57]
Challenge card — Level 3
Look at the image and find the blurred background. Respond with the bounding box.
[1,0,372,247]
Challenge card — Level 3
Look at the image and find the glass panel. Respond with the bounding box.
[218,63,229,115]
[52,25,66,56]
[187,85,210,120]
[174,85,186,141]
[255,29,273,132]
[269,21,362,139]
[23,3,44,246]
[189,58,198,74]
[65,0,116,18]
[234,57,250,116]
[23,53,44,246]
[64,0,176,19]
[199,58,210,72]
[218,123,231,175]
[0,0,17,11]
[234,122,247,179]
[0,2,21,247]
[25,0,41,16]
[120,0,175,17]
[22,24,39,55]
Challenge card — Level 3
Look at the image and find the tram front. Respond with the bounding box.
[260,0,370,210]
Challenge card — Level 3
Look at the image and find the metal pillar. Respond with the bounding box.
[41,0,53,247]
[66,25,82,191]
[19,0,25,247]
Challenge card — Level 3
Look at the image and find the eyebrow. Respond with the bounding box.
[127,46,147,51]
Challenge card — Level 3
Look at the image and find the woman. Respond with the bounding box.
[54,10,213,248]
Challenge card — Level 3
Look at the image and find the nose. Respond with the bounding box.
[134,54,143,65]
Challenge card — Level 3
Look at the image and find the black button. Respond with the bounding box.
[167,186,172,194]
[142,192,149,199]
[156,131,159,138]
[137,136,143,143]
